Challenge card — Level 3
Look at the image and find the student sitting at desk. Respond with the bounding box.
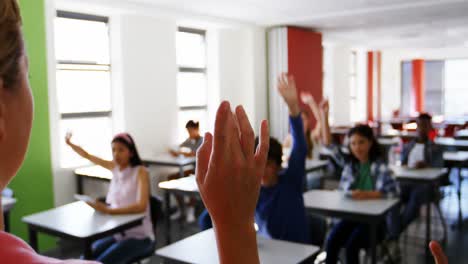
[169,120,203,222]
[400,113,443,230]
[170,120,203,157]
[320,102,399,264]
[255,73,311,244]
[66,133,154,264]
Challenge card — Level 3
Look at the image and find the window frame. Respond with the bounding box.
[55,11,113,168]
[176,27,208,140]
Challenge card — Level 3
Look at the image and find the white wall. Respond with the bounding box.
[217,28,267,131]
[325,45,352,126]
[119,14,178,157]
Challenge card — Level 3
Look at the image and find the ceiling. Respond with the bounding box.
[77,0,468,48]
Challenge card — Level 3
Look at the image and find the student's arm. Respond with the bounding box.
[301,93,322,132]
[351,191,382,200]
[65,133,114,170]
[319,99,332,146]
[196,102,269,264]
[278,74,307,186]
[88,167,149,215]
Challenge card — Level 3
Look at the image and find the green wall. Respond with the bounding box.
[8,0,56,251]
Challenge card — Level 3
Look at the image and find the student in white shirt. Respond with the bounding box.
[400,113,443,230]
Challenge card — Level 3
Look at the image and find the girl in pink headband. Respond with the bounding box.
[65,132,154,263]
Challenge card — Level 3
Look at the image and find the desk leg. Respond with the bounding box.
[370,223,377,264]
[458,167,463,228]
[28,226,38,252]
[165,190,171,245]
[83,240,93,260]
[76,174,84,195]
[425,200,432,262]
[4,212,9,233]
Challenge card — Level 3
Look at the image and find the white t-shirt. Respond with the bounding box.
[408,143,425,168]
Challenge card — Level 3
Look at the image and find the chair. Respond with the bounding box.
[130,195,164,264]
[2,187,14,232]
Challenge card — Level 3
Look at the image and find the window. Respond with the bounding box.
[55,11,113,168]
[445,59,468,117]
[176,27,208,142]
[401,59,468,117]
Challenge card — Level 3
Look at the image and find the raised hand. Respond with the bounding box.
[277,73,300,117]
[300,92,314,105]
[430,241,448,264]
[196,101,269,264]
[320,99,329,116]
[65,132,73,146]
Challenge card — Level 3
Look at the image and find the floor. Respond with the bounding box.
[44,169,468,263]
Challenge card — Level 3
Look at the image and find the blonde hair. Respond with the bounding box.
[0,0,23,89]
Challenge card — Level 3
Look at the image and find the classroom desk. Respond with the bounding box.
[444,151,468,228]
[377,137,398,147]
[390,166,448,261]
[380,131,418,140]
[22,201,144,259]
[303,190,399,264]
[435,137,468,151]
[74,165,113,195]
[158,159,330,244]
[156,228,320,264]
[2,197,17,232]
[142,154,196,178]
[158,175,199,244]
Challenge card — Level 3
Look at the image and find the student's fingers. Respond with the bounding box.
[196,133,213,185]
[255,120,270,169]
[430,241,448,264]
[235,105,255,161]
[228,109,244,163]
[212,101,230,158]
[288,75,296,90]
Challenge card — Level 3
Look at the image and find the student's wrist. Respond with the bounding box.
[288,102,300,117]
[213,220,259,263]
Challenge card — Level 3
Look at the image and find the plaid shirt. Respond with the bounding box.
[327,145,400,198]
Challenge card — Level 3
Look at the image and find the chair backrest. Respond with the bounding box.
[149,195,163,227]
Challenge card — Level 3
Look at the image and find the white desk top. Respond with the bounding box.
[142,154,196,166]
[444,151,468,162]
[2,197,17,212]
[74,165,113,180]
[158,175,198,193]
[303,190,399,217]
[377,138,399,146]
[156,229,319,264]
[22,201,145,238]
[390,166,448,181]
[305,159,329,172]
[435,137,468,147]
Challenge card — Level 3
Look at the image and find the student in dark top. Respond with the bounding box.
[255,75,308,243]
[399,113,443,230]
[169,120,204,222]
[170,120,203,157]
[199,73,310,244]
